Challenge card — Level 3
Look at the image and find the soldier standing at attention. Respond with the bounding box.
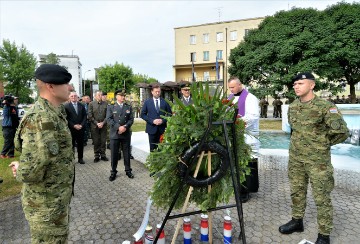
[259,97,269,118]
[9,64,74,243]
[88,90,109,162]
[279,72,349,244]
[106,89,134,181]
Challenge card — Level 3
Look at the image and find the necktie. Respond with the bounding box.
[155,99,159,113]
[73,103,78,114]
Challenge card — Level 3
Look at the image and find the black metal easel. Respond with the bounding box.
[153,109,247,243]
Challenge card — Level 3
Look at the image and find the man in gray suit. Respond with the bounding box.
[106,89,134,181]
[180,82,193,106]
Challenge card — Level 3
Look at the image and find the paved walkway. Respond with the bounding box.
[1,141,360,244]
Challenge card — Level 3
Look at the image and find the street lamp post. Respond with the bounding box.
[83,70,91,96]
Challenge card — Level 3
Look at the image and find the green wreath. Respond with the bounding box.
[146,82,252,211]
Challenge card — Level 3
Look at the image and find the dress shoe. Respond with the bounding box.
[78,159,85,164]
[315,234,330,244]
[239,192,250,203]
[101,156,109,161]
[130,155,134,159]
[109,174,116,181]
[94,157,100,163]
[279,218,304,234]
[126,172,134,179]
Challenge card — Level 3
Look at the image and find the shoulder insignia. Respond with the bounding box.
[329,107,338,113]
[48,141,59,155]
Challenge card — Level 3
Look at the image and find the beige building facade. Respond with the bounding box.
[173,17,264,87]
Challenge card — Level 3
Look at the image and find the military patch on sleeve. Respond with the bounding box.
[330,120,341,130]
[329,107,338,113]
[48,141,59,155]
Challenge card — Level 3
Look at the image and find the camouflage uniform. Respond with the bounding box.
[15,97,74,243]
[288,95,349,235]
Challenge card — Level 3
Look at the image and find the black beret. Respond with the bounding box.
[180,82,191,89]
[115,89,126,96]
[292,72,315,82]
[35,64,72,84]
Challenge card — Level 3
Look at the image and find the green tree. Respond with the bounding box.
[0,39,37,102]
[318,2,360,103]
[97,62,133,93]
[228,7,342,101]
[131,73,157,98]
[43,52,60,64]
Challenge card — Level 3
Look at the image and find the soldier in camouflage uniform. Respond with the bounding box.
[279,72,349,244]
[9,64,74,244]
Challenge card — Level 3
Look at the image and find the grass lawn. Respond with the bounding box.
[0,129,22,201]
[0,119,281,200]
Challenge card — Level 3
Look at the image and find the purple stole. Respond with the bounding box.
[228,89,248,117]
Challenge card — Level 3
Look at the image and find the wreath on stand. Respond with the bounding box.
[146,82,252,211]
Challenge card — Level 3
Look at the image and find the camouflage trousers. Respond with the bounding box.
[288,155,334,235]
[30,231,68,244]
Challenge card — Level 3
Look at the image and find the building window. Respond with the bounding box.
[203,51,209,61]
[204,71,210,81]
[216,50,223,60]
[230,30,237,41]
[190,35,196,45]
[203,33,209,44]
[190,52,196,62]
[216,32,223,42]
[245,29,250,37]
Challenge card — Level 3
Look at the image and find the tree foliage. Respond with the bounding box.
[228,3,360,102]
[43,52,60,65]
[131,73,157,97]
[96,62,133,93]
[0,39,37,103]
[318,2,360,103]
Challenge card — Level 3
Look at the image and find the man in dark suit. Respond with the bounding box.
[106,90,134,181]
[180,82,193,106]
[64,91,87,164]
[141,83,172,152]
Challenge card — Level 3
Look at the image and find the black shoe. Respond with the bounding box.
[78,159,85,164]
[279,218,304,234]
[315,234,330,244]
[94,157,100,163]
[240,192,250,203]
[109,174,116,181]
[126,172,134,179]
[130,155,134,159]
[101,156,109,161]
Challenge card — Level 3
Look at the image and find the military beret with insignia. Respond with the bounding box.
[292,72,315,82]
[115,89,126,96]
[35,64,72,84]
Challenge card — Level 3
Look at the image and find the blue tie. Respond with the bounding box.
[155,99,159,113]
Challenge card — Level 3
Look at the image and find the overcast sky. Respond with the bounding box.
[0,0,356,82]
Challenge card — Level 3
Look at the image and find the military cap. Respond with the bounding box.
[292,72,315,82]
[180,82,191,89]
[115,89,126,96]
[35,64,72,84]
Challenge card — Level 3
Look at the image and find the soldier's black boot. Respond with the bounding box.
[279,218,304,234]
[315,233,330,244]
